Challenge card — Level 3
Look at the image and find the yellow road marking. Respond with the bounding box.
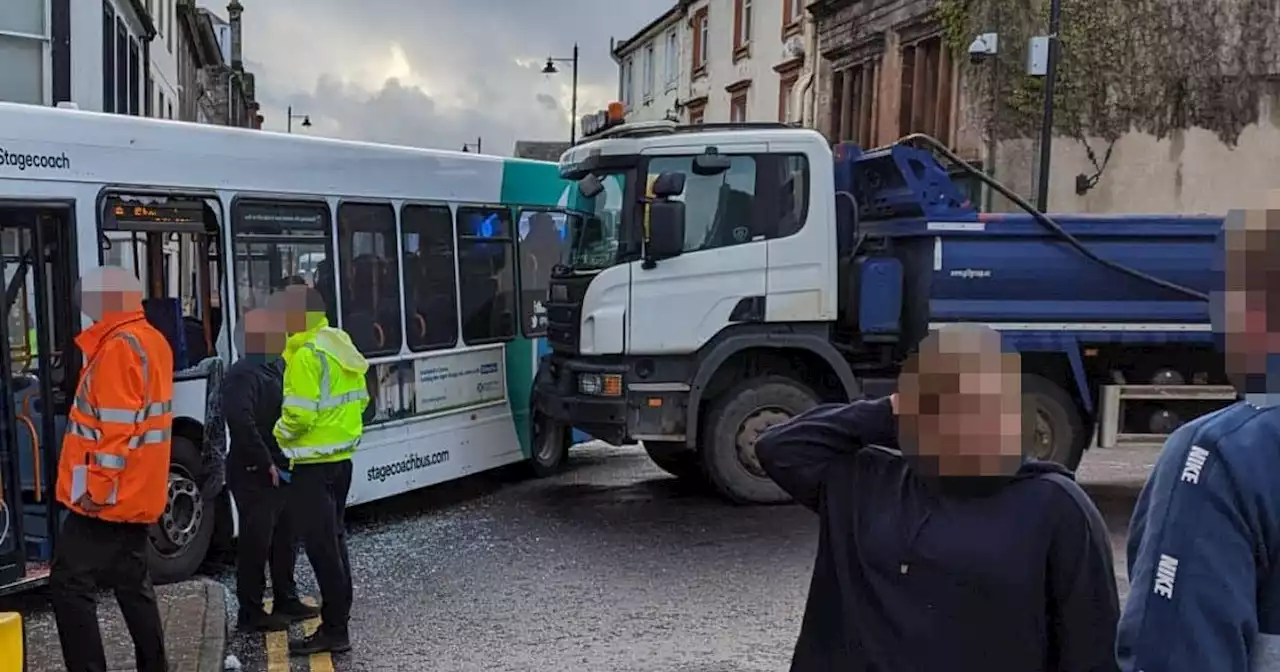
[300,602,335,672]
[262,599,288,672]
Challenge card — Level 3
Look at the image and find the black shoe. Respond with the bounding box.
[237,610,290,632]
[289,629,351,655]
[273,598,321,622]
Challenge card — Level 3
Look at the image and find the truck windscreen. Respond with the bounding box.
[562,172,626,272]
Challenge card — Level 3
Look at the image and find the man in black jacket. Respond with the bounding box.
[223,307,320,631]
[757,324,1119,672]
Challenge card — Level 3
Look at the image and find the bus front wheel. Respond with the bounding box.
[147,435,215,584]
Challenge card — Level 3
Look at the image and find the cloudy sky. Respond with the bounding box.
[201,0,668,154]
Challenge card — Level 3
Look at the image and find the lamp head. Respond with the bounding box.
[542,58,558,74]
[301,116,312,127]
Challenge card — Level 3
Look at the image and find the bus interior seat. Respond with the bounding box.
[143,297,189,369]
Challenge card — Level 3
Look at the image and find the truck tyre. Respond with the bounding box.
[529,410,571,477]
[148,435,215,585]
[1023,375,1086,470]
[702,376,819,504]
[643,441,704,482]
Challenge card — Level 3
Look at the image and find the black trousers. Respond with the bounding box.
[50,512,168,672]
[288,459,353,635]
[228,466,299,615]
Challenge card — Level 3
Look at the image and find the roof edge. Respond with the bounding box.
[613,2,683,57]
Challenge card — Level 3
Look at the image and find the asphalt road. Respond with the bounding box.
[219,442,1153,672]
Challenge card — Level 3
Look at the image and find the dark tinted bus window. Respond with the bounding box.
[516,209,568,337]
[401,204,458,351]
[455,206,515,344]
[231,200,337,326]
[337,202,401,356]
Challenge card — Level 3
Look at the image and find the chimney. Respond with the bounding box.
[227,0,243,71]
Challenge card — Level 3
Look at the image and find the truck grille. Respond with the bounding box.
[545,276,592,353]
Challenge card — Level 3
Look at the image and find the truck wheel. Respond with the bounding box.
[530,410,570,477]
[1023,375,1086,470]
[148,435,215,584]
[643,441,704,482]
[703,376,819,504]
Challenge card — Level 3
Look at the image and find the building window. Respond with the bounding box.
[899,35,954,145]
[730,91,748,122]
[167,0,174,53]
[102,2,115,112]
[664,29,678,90]
[115,20,128,114]
[692,9,708,75]
[337,203,403,356]
[128,38,140,116]
[830,60,879,147]
[622,57,634,108]
[778,70,799,122]
[782,0,804,33]
[168,102,173,119]
[0,0,48,105]
[733,0,752,59]
[688,105,705,124]
[401,204,458,351]
[455,206,516,344]
[643,43,655,102]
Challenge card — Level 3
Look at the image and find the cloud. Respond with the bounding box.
[216,0,670,154]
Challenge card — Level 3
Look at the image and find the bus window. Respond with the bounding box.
[400,204,458,351]
[336,203,401,356]
[455,206,515,344]
[230,200,337,327]
[515,209,570,338]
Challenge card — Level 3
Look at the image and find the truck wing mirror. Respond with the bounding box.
[578,174,604,199]
[651,172,686,197]
[692,153,731,176]
[646,200,685,263]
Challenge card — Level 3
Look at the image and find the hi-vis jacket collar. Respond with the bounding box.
[75,310,146,356]
[282,316,369,376]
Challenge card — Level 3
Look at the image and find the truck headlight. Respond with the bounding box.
[578,373,622,396]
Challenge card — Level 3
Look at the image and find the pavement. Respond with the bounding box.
[1,441,1155,672]
[7,576,226,672]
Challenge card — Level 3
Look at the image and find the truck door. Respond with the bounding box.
[627,149,768,354]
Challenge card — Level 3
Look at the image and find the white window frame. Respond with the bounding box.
[738,0,752,46]
[697,14,708,68]
[622,57,634,108]
[642,43,654,102]
[789,0,804,23]
[0,0,53,107]
[664,29,678,90]
[730,94,747,122]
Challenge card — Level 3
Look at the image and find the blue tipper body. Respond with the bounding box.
[833,142,1223,409]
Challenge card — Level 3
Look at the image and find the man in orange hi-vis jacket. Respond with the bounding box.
[50,265,175,672]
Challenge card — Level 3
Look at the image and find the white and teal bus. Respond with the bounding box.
[0,102,586,592]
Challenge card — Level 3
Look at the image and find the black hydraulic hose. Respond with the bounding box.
[892,133,1208,302]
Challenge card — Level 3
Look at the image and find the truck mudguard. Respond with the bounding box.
[685,329,862,448]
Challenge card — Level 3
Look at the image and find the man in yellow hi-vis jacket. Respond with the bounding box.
[269,285,369,656]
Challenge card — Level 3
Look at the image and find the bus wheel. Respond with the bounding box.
[148,436,215,584]
[702,376,818,504]
[644,441,705,482]
[1023,375,1086,470]
[530,411,570,477]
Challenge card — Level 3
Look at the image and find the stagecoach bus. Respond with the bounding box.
[0,102,588,592]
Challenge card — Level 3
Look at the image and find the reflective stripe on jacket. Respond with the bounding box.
[273,316,369,466]
[56,311,175,523]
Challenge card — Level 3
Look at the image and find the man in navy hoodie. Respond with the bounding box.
[1117,209,1280,671]
[758,324,1120,672]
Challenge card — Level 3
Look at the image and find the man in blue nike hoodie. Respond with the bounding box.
[758,324,1120,672]
[1116,210,1280,671]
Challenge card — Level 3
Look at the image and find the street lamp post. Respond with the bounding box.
[1034,0,1062,212]
[287,105,312,133]
[542,44,580,144]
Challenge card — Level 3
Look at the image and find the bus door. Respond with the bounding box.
[0,201,77,592]
[514,208,574,339]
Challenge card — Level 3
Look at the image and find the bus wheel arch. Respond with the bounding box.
[148,421,217,584]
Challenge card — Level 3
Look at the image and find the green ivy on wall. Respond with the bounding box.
[937,0,1275,146]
